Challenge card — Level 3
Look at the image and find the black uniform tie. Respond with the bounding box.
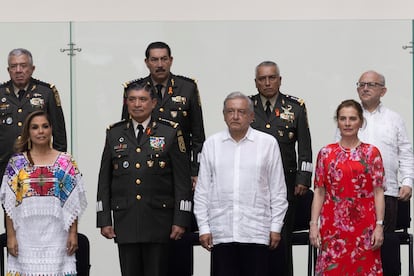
[156,84,163,100]
[137,124,144,143]
[18,89,25,101]
[265,100,272,118]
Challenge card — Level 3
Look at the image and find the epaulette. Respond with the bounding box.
[122,78,147,89]
[285,94,305,106]
[0,80,11,88]
[158,117,179,129]
[107,119,127,130]
[175,75,197,84]
[31,78,54,89]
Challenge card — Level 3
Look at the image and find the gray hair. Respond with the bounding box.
[8,48,33,66]
[255,61,280,77]
[361,70,386,86]
[223,91,254,113]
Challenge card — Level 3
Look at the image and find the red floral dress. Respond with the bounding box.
[314,143,384,275]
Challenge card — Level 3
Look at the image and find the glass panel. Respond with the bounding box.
[0,20,412,276]
[71,20,412,276]
[0,22,72,148]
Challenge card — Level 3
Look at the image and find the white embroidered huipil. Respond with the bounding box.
[0,152,87,276]
[194,127,288,246]
[358,103,414,197]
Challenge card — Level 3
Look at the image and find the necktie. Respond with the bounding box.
[18,89,25,101]
[137,124,144,143]
[265,100,272,118]
[156,84,163,100]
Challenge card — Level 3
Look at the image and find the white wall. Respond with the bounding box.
[0,4,413,276]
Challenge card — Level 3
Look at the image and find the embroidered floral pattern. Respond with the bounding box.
[5,153,79,207]
[314,143,384,275]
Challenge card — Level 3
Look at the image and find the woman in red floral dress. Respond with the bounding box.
[310,99,385,275]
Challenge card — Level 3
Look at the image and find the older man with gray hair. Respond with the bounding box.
[194,91,288,276]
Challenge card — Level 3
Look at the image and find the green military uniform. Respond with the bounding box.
[0,78,67,176]
[122,74,205,177]
[250,92,312,276]
[122,74,205,276]
[96,118,192,242]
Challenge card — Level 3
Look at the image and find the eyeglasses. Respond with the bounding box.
[356,82,384,88]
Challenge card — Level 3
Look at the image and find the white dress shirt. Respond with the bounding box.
[194,127,288,246]
[335,103,414,197]
[359,103,414,197]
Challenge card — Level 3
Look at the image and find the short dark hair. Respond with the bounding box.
[125,82,156,99]
[145,42,171,59]
[335,99,364,122]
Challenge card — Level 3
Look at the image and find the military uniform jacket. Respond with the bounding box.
[250,92,312,187]
[0,78,67,175]
[96,118,192,244]
[122,74,205,176]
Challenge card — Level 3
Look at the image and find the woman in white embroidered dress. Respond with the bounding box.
[0,110,87,276]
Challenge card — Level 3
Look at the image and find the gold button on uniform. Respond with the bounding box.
[265,124,271,129]
[136,179,141,185]
[162,204,167,208]
[136,195,142,200]
[159,108,164,112]
[135,163,141,169]
[136,147,141,153]
[18,108,22,113]
[18,122,22,127]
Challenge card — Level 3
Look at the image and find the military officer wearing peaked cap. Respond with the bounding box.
[97,82,192,276]
[121,41,205,276]
[0,48,67,178]
[250,61,312,276]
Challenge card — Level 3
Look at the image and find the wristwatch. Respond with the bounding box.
[376,220,384,226]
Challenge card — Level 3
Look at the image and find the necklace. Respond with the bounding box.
[339,140,361,152]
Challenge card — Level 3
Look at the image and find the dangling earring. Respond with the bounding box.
[28,139,32,150]
[49,136,53,149]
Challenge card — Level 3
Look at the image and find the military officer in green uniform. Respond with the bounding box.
[250,61,312,276]
[121,41,205,276]
[97,82,192,276]
[0,48,67,177]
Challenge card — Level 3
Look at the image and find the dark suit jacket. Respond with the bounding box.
[122,74,205,176]
[250,92,312,188]
[0,78,67,176]
[96,118,192,244]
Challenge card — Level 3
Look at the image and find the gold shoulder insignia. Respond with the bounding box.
[177,133,186,153]
[285,94,305,106]
[51,85,62,107]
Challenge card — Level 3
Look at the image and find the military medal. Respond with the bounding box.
[1,97,6,102]
[170,111,178,118]
[280,105,295,123]
[119,137,125,142]
[6,117,13,125]
[147,160,154,167]
[122,161,129,168]
[150,136,166,151]
[159,161,166,168]
[288,132,294,139]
